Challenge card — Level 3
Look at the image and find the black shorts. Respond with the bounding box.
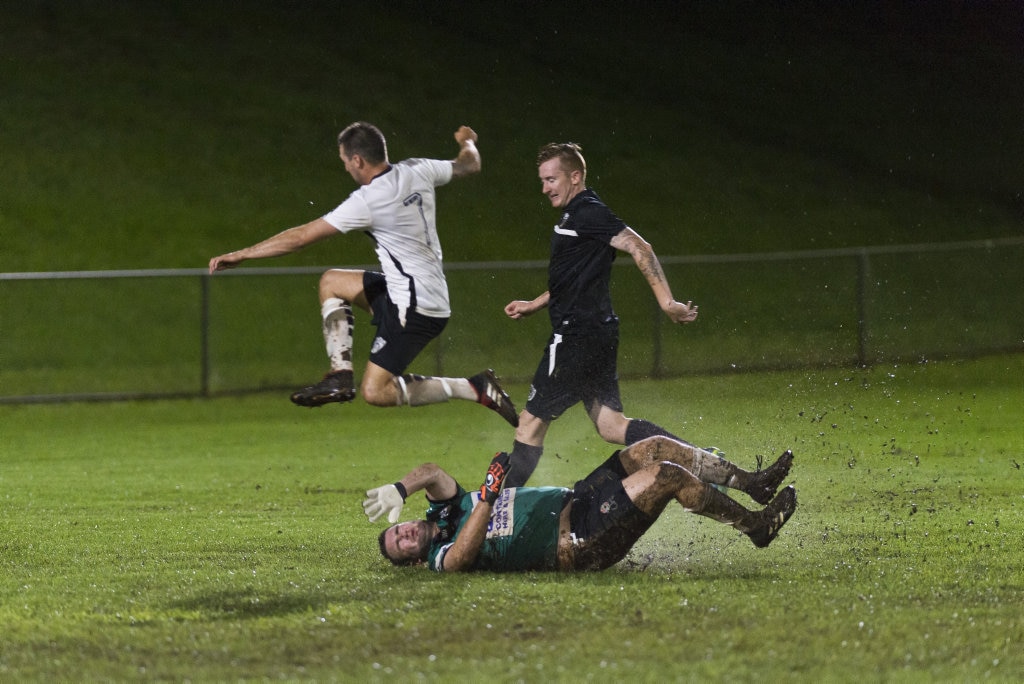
[524,324,623,421]
[363,271,448,376]
[568,452,656,571]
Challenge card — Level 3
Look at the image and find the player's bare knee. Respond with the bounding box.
[363,392,393,407]
[515,412,548,445]
[318,271,343,299]
[362,379,396,407]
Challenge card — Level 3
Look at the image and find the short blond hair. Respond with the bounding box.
[537,142,586,182]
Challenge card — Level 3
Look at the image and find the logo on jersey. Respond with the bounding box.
[553,212,577,236]
[484,489,515,538]
[599,496,619,515]
[371,336,387,354]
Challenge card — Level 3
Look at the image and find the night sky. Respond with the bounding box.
[3,1,1022,269]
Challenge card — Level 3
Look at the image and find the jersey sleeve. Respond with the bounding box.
[575,200,627,243]
[404,157,454,187]
[321,193,372,233]
[426,485,473,572]
[425,484,467,519]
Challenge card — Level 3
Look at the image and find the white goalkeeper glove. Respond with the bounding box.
[362,482,407,523]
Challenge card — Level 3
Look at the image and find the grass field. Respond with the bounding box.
[2,4,1022,680]
[2,354,1021,681]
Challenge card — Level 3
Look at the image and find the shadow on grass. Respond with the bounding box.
[169,589,331,620]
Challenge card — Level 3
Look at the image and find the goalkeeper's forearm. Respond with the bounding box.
[398,462,459,501]
[438,500,492,571]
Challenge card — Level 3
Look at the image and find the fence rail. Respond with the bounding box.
[2,237,1022,404]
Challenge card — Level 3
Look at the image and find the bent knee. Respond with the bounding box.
[318,269,344,290]
[318,269,365,303]
[654,460,697,490]
[514,411,548,445]
[361,378,397,407]
[644,435,680,453]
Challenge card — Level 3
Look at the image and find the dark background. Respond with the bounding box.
[3,1,1022,272]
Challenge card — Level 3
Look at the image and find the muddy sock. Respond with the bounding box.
[624,418,685,446]
[322,298,354,372]
[689,484,757,534]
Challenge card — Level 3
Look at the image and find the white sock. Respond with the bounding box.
[395,376,475,406]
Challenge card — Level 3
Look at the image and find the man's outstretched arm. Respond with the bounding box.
[363,462,459,523]
[610,227,698,324]
[208,218,337,272]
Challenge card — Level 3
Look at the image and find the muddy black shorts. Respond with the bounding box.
[364,271,448,376]
[568,452,656,571]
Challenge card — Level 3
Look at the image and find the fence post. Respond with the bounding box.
[651,297,663,377]
[200,274,211,396]
[857,249,871,368]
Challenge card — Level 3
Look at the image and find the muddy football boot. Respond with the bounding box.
[748,485,797,548]
[747,450,794,505]
[290,370,357,407]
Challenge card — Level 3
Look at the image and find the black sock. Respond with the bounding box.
[504,440,543,488]
[624,418,685,446]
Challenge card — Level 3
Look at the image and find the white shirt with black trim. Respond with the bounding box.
[322,158,454,319]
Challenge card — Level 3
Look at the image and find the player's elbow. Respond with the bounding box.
[629,236,654,260]
[454,161,480,178]
[614,230,652,259]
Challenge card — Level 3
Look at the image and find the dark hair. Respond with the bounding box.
[537,142,586,181]
[378,528,400,565]
[338,122,388,165]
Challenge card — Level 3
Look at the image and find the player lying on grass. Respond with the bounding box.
[366,436,796,572]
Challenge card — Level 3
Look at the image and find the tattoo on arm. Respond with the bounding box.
[637,249,667,285]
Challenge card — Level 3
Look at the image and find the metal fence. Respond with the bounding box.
[2,237,1022,404]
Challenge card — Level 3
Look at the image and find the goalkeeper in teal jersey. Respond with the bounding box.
[367,437,799,572]
[423,484,567,572]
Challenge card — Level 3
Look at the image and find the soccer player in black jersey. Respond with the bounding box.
[502,142,700,487]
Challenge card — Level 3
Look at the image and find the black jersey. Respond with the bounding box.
[547,189,626,331]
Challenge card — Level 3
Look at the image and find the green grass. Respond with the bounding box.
[2,355,1021,681]
[2,5,1022,679]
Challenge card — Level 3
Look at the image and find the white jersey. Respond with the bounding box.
[322,158,454,319]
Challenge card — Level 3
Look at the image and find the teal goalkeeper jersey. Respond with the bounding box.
[425,485,569,572]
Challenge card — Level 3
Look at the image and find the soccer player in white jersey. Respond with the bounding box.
[209,122,517,426]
